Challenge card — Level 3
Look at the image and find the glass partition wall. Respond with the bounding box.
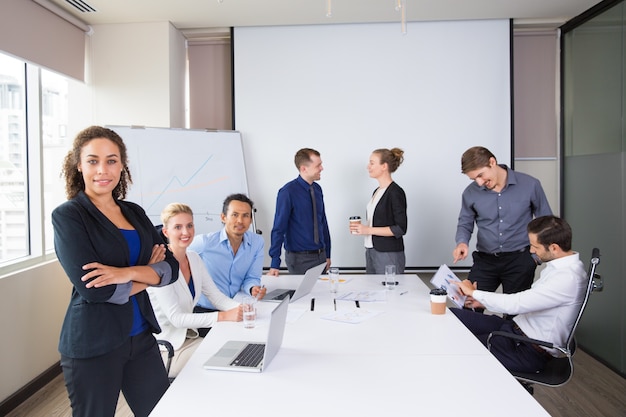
[562,0,625,374]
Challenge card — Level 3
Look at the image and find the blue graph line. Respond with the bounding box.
[144,155,213,212]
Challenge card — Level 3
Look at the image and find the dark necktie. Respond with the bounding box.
[310,185,319,244]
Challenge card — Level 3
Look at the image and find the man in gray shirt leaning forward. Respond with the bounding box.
[452,146,552,306]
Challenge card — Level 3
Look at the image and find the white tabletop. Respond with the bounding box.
[150,274,549,417]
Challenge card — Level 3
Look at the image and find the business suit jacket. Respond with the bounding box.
[371,181,408,252]
[52,191,179,359]
[148,250,240,350]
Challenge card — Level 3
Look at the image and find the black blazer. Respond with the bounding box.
[52,191,179,358]
[371,181,407,252]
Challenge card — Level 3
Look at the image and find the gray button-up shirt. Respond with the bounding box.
[455,165,552,253]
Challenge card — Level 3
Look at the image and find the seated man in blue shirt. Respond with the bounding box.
[189,193,266,313]
[268,148,331,275]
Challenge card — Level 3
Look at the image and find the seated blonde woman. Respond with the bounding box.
[148,203,242,377]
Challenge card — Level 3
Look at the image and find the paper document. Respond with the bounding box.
[336,291,387,302]
[430,264,467,308]
[321,309,382,324]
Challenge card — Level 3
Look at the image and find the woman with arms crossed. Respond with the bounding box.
[52,126,179,417]
[148,202,242,377]
[350,148,408,274]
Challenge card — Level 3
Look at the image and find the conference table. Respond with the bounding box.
[150,274,550,417]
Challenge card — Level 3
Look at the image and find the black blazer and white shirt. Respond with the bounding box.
[52,191,179,359]
[367,181,408,252]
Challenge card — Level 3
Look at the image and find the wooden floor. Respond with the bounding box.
[5,347,625,417]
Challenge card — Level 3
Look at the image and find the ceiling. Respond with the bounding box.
[45,0,603,33]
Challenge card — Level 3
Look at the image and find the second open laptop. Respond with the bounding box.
[202,296,290,373]
[263,262,326,303]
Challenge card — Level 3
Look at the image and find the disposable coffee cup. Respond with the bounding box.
[429,288,447,315]
[349,216,361,234]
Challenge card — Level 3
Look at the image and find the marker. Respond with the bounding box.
[355,300,360,308]
[310,298,315,311]
[333,298,337,311]
[400,291,408,296]
[381,281,399,286]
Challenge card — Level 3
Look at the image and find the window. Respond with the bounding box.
[0,51,80,269]
[0,53,27,264]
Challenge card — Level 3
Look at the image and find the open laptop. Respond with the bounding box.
[263,262,326,303]
[202,296,289,373]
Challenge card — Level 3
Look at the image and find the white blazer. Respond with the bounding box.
[148,250,240,350]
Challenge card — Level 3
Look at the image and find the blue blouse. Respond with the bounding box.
[121,229,150,336]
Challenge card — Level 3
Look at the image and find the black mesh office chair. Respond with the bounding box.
[486,248,603,395]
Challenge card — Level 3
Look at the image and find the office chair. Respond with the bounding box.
[486,248,603,395]
[157,339,175,383]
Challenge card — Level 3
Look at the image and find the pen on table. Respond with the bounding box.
[310,298,315,311]
[400,291,408,296]
[355,300,360,308]
[333,298,337,311]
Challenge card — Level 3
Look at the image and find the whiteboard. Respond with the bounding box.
[234,20,511,269]
[110,126,249,235]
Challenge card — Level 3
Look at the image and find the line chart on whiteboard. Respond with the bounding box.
[110,126,249,235]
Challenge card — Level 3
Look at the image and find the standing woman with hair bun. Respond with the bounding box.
[349,148,408,274]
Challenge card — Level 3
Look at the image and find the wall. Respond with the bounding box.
[513,30,560,215]
[0,261,71,403]
[89,21,186,128]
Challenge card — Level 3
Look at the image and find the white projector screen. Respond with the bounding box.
[234,20,511,270]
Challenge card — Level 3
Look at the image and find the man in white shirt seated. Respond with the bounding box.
[450,215,587,373]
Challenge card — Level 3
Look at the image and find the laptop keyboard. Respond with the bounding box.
[272,290,295,300]
[230,343,265,367]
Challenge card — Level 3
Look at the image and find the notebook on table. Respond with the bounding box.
[263,262,326,303]
[202,296,290,373]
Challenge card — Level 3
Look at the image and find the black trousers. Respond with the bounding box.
[61,330,169,417]
[285,250,326,274]
[451,308,550,373]
[468,248,537,294]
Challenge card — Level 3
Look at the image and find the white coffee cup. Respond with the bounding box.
[429,289,447,315]
[349,216,361,234]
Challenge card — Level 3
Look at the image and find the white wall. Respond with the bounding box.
[0,261,71,403]
[89,21,186,128]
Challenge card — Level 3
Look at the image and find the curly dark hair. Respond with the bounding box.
[61,126,132,200]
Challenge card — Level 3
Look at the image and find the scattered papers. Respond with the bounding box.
[321,309,382,324]
[429,264,467,308]
[336,290,387,302]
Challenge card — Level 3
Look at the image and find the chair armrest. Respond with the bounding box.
[487,331,555,349]
[157,339,175,359]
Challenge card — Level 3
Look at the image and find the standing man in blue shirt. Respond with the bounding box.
[452,146,552,301]
[268,148,331,275]
[189,193,266,311]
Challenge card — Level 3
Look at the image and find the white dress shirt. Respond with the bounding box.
[472,252,587,356]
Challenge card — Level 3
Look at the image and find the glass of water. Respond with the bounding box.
[242,296,257,328]
[329,267,340,293]
[385,265,396,290]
